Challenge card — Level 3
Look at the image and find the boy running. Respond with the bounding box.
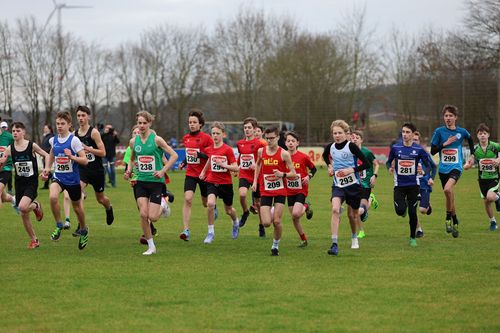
[0,122,49,248]
[0,123,18,212]
[252,126,296,256]
[464,123,500,231]
[47,111,89,250]
[431,105,474,237]
[199,122,240,243]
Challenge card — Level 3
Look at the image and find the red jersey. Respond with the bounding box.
[286,151,315,196]
[259,147,288,197]
[237,138,264,182]
[183,131,213,178]
[206,144,236,185]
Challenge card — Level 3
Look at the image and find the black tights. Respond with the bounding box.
[394,186,420,238]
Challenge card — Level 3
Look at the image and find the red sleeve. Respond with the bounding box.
[226,145,236,164]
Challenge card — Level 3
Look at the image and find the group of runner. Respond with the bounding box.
[1,104,498,256]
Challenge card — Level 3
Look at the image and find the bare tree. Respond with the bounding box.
[0,21,15,117]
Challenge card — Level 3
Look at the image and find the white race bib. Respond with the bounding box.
[0,146,6,159]
[441,148,459,164]
[263,174,284,191]
[286,173,302,190]
[210,155,228,173]
[186,148,200,164]
[55,156,73,173]
[359,170,366,179]
[479,159,496,172]
[239,154,255,170]
[397,160,416,175]
[85,152,95,162]
[15,161,34,177]
[138,155,155,172]
[335,172,356,188]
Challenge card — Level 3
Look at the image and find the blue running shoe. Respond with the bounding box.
[232,222,239,239]
[204,232,215,244]
[490,221,497,231]
[327,243,339,256]
[214,206,219,220]
[496,198,500,212]
[179,229,190,241]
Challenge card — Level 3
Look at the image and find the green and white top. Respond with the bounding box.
[133,133,164,183]
[472,141,500,180]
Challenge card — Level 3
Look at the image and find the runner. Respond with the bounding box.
[387,123,433,247]
[199,122,240,243]
[430,104,474,237]
[0,122,50,248]
[284,131,316,247]
[124,111,178,255]
[252,126,296,256]
[0,122,18,213]
[464,123,500,231]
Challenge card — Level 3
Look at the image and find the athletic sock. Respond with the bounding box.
[272,239,280,249]
[331,235,338,243]
[208,225,215,234]
[56,222,63,229]
[146,238,155,248]
[232,219,239,226]
[351,232,357,239]
[452,214,458,225]
[490,217,496,222]
[417,227,423,232]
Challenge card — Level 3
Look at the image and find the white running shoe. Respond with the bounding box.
[351,238,359,249]
[204,232,215,244]
[63,221,71,230]
[142,247,157,256]
[161,197,171,218]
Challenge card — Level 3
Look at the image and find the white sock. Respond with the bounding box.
[208,225,214,233]
[146,238,155,248]
[272,238,280,249]
[417,227,423,232]
[490,217,496,222]
[232,218,239,226]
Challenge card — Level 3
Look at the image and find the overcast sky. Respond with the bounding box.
[1,0,467,46]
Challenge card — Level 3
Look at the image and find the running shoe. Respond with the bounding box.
[204,232,215,244]
[72,226,82,237]
[249,205,258,215]
[445,219,453,233]
[139,235,148,245]
[298,240,308,248]
[452,223,459,238]
[360,210,368,222]
[416,230,424,238]
[271,248,279,256]
[239,211,250,227]
[214,206,219,220]
[78,227,89,250]
[496,197,500,212]
[11,197,19,215]
[327,243,339,256]
[305,201,313,220]
[33,201,43,221]
[51,226,62,241]
[63,220,71,230]
[142,247,156,256]
[161,198,171,218]
[370,193,379,210]
[165,189,175,203]
[357,230,366,239]
[351,238,359,249]
[179,229,190,241]
[490,221,498,231]
[409,238,417,247]
[27,239,40,249]
[258,224,266,238]
[426,205,432,215]
[232,223,239,239]
[106,206,114,225]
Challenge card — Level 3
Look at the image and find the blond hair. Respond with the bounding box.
[211,121,225,132]
[330,120,350,134]
[136,110,155,123]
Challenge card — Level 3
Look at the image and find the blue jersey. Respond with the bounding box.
[386,143,431,187]
[418,150,436,191]
[431,126,471,174]
[330,141,361,188]
[53,134,81,186]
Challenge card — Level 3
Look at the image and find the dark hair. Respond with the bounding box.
[264,126,279,136]
[56,111,72,124]
[45,124,54,134]
[414,130,421,137]
[285,130,300,141]
[442,104,458,116]
[402,122,417,133]
[256,124,264,131]
[189,108,205,126]
[351,130,364,139]
[11,122,25,130]
[76,105,91,115]
[476,123,490,134]
[243,117,257,128]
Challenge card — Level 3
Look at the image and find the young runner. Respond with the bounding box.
[350,130,379,238]
[47,111,89,250]
[0,123,18,213]
[248,124,267,236]
[464,123,500,231]
[0,122,49,248]
[431,105,474,237]
[252,126,296,256]
[284,131,316,247]
[387,123,433,247]
[199,122,240,243]
[124,111,177,255]
[178,109,214,241]
[74,106,114,233]
[236,117,265,230]
[327,120,370,256]
[413,131,436,237]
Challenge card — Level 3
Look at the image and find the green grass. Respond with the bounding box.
[1,169,500,332]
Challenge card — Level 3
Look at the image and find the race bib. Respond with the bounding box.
[335,172,356,188]
[210,155,227,173]
[85,152,95,162]
[397,160,416,175]
[138,155,155,172]
[0,146,6,159]
[287,173,302,190]
[186,148,200,164]
[240,154,255,170]
[55,156,73,173]
[263,174,284,191]
[441,148,459,164]
[479,159,496,172]
[359,170,366,179]
[15,161,34,177]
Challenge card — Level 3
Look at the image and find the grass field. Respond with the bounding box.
[1,169,500,332]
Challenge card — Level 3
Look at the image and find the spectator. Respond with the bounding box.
[102,124,120,187]
[40,124,55,189]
